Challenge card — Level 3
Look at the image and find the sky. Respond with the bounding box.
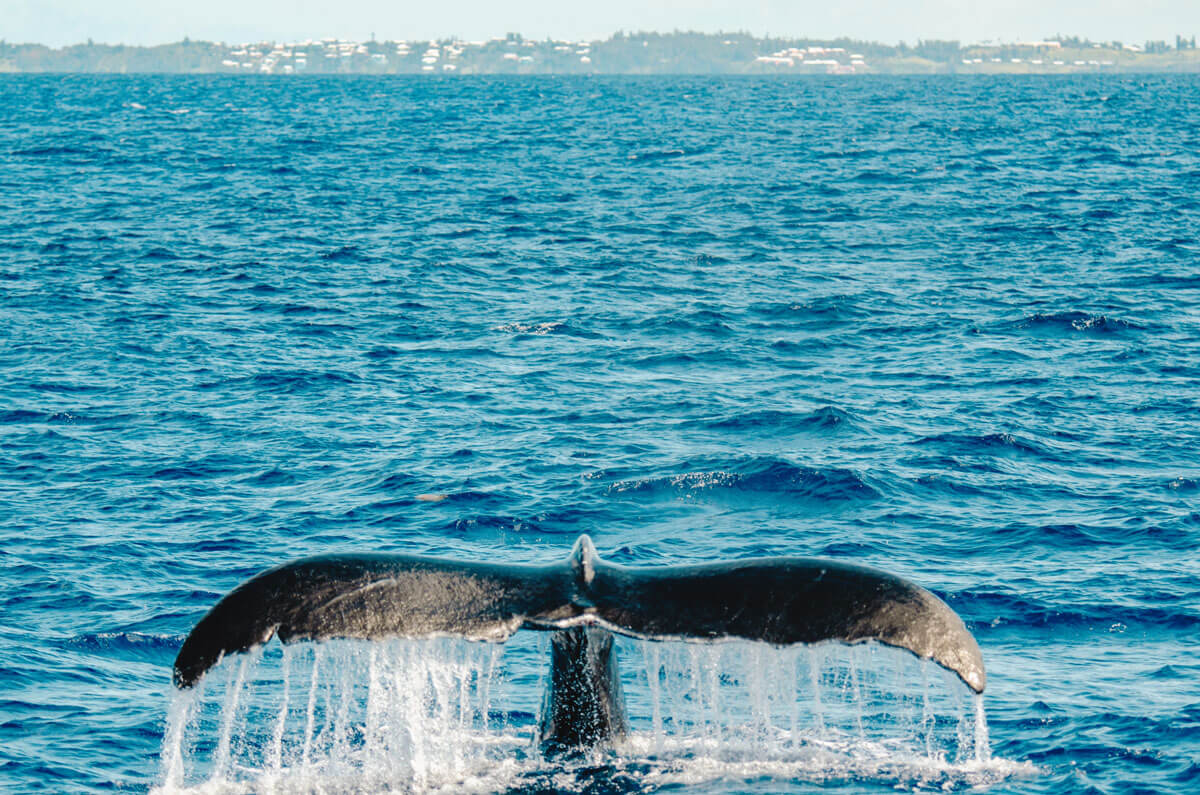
[4,0,1198,48]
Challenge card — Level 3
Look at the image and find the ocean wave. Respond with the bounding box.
[440,514,543,535]
[197,370,361,393]
[319,245,370,262]
[1148,664,1194,680]
[147,453,244,480]
[605,457,879,502]
[993,521,1187,549]
[0,409,131,425]
[629,311,735,337]
[903,473,992,497]
[689,405,856,434]
[26,381,107,394]
[12,145,95,157]
[911,431,1058,458]
[1008,311,1145,335]
[753,295,870,325]
[235,467,297,487]
[959,591,1200,633]
[850,169,910,184]
[63,632,181,659]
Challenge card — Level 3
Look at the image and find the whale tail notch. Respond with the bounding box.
[173,535,985,695]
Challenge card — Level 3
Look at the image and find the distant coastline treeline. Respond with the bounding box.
[2,31,1199,75]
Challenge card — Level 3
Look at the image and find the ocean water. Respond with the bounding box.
[1,73,1198,793]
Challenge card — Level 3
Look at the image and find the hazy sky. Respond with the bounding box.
[5,0,1198,47]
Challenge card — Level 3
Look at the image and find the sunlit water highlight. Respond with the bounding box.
[152,638,1029,794]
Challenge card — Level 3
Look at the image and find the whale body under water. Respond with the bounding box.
[174,535,985,753]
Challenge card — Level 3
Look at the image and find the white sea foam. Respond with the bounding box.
[153,636,1034,794]
[493,321,565,335]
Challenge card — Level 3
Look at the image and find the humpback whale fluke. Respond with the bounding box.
[174,535,985,750]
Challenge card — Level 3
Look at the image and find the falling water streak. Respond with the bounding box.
[954,688,971,763]
[210,654,251,782]
[458,647,471,735]
[848,648,865,738]
[645,643,664,754]
[788,648,800,749]
[747,644,767,744]
[389,645,408,783]
[301,646,321,770]
[427,651,446,776]
[429,645,460,775]
[921,662,934,757]
[454,646,470,771]
[151,637,1011,793]
[480,642,501,735]
[387,645,408,785]
[405,645,430,788]
[268,645,291,772]
[808,646,825,732]
[332,650,354,775]
[157,687,196,790]
[321,667,337,766]
[890,647,911,741]
[974,695,992,763]
[705,646,722,748]
[694,645,705,741]
[365,645,380,759]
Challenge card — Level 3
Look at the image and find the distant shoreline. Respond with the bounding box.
[3,32,1199,75]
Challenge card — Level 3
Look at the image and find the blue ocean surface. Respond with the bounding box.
[1,74,1198,793]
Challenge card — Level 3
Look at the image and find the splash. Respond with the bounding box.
[153,636,1030,793]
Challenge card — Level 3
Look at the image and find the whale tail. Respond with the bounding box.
[174,535,985,750]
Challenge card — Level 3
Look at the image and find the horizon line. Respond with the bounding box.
[5,29,1195,50]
